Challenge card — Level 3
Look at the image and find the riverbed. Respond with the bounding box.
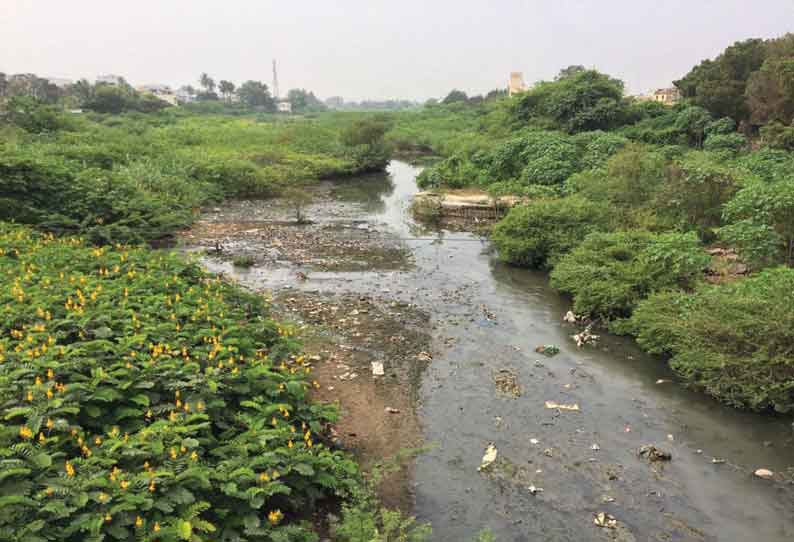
[182,160,794,542]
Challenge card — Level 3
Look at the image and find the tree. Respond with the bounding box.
[485,88,507,101]
[236,80,275,110]
[746,57,794,126]
[199,73,216,93]
[68,79,95,107]
[218,80,236,101]
[721,177,794,267]
[287,88,326,113]
[0,72,7,97]
[442,89,468,104]
[555,65,587,80]
[512,68,627,133]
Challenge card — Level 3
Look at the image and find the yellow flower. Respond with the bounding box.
[105,513,112,522]
[154,522,161,532]
[135,516,143,528]
[170,447,178,459]
[259,472,270,482]
[19,426,33,439]
[190,451,198,461]
[287,440,293,449]
[38,432,46,444]
[120,480,130,490]
[267,509,283,525]
[148,481,156,492]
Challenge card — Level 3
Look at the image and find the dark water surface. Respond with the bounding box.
[200,161,794,542]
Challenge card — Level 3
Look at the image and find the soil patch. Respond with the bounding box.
[271,291,432,511]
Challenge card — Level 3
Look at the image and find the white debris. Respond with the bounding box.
[754,468,774,479]
[594,512,618,529]
[371,361,384,376]
[528,484,543,495]
[590,444,601,451]
[563,311,578,323]
[530,438,540,445]
[545,400,581,412]
[478,444,498,471]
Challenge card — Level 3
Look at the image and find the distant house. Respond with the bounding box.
[508,72,527,96]
[277,100,292,113]
[175,87,196,104]
[137,84,178,106]
[96,74,124,86]
[653,87,681,105]
[45,77,73,88]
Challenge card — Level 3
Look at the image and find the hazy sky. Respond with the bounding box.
[2,1,792,101]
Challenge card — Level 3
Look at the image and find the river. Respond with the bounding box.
[191,160,794,542]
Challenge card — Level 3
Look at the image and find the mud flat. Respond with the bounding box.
[181,161,794,542]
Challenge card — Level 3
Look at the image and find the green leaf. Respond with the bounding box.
[178,520,192,540]
[31,453,52,469]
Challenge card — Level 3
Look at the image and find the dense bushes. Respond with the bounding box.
[626,267,794,412]
[550,231,708,321]
[0,225,361,541]
[491,196,606,268]
[0,109,393,243]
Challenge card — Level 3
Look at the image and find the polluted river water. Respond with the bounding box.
[186,161,794,541]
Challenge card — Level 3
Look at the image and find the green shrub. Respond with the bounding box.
[0,225,361,541]
[626,267,794,412]
[551,231,708,320]
[703,133,747,154]
[491,196,607,268]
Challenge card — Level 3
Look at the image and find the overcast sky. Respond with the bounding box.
[2,1,792,101]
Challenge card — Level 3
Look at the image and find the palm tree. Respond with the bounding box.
[199,73,215,93]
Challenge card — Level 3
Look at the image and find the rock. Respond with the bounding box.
[384,407,400,414]
[527,484,543,495]
[754,468,774,479]
[590,443,601,451]
[478,444,498,471]
[638,444,672,462]
[711,458,726,464]
[563,311,578,323]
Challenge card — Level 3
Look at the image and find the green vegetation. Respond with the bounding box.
[0,225,361,541]
[391,34,794,412]
[625,268,794,412]
[0,106,392,244]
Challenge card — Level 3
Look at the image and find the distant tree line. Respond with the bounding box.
[189,73,327,113]
[0,73,170,115]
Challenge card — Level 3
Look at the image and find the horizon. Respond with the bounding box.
[2,0,793,101]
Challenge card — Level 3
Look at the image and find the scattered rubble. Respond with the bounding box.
[371,361,385,376]
[479,444,498,471]
[638,445,672,462]
[572,324,599,347]
[493,369,522,397]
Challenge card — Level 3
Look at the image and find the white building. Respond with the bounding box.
[277,100,292,113]
[45,77,73,88]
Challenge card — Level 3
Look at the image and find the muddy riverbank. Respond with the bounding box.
[181,160,794,542]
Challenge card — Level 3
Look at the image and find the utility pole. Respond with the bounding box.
[272,59,279,99]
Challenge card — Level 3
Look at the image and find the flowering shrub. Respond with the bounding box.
[0,225,359,541]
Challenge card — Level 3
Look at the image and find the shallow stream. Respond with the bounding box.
[195,161,793,541]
